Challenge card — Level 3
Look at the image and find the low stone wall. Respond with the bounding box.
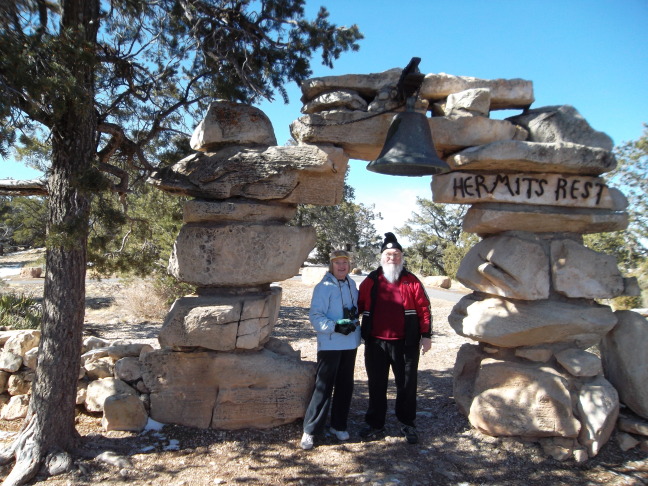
[0,330,313,432]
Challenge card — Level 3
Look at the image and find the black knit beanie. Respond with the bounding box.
[380,232,403,253]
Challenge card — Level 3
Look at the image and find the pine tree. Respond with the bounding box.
[397,198,476,277]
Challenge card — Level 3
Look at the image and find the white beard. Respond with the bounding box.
[381,258,404,284]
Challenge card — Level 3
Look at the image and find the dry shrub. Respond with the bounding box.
[116,280,168,320]
[0,292,42,329]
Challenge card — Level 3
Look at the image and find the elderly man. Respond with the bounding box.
[358,232,432,444]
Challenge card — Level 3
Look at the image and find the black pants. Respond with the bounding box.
[364,338,419,428]
[303,348,357,435]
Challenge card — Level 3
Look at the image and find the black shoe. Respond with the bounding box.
[359,425,385,441]
[401,424,419,444]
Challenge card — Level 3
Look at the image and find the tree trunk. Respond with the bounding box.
[0,1,99,484]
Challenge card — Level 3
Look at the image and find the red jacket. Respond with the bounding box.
[358,268,432,345]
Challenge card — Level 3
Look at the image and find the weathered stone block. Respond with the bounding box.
[158,287,281,351]
[555,348,602,377]
[577,376,619,456]
[433,172,620,210]
[183,199,297,224]
[3,330,40,358]
[85,377,138,413]
[1,394,29,420]
[190,101,276,151]
[444,88,491,117]
[168,223,316,287]
[507,105,614,150]
[456,235,549,300]
[102,393,149,432]
[453,343,486,416]
[551,239,624,299]
[302,89,368,114]
[420,73,534,110]
[290,111,525,161]
[114,357,143,383]
[600,311,648,418]
[141,348,316,430]
[149,144,348,206]
[468,359,580,438]
[299,68,402,100]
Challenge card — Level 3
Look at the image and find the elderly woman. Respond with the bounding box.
[300,250,361,450]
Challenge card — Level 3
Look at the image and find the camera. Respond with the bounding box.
[343,306,358,322]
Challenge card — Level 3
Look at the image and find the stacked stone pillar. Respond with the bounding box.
[432,109,639,460]
[144,101,349,429]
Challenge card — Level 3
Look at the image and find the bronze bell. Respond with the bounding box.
[366,102,450,177]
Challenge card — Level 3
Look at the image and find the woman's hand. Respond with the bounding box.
[335,319,356,335]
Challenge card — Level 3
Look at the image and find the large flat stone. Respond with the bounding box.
[420,73,534,110]
[300,68,402,100]
[449,294,617,348]
[462,203,628,235]
[300,70,534,111]
[446,141,616,175]
[183,199,297,224]
[149,144,348,206]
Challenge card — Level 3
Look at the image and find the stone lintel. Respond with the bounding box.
[290,112,523,161]
[420,73,534,110]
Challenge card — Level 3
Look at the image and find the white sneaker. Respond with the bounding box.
[300,432,314,450]
[330,427,350,441]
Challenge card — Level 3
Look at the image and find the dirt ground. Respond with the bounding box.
[0,250,646,485]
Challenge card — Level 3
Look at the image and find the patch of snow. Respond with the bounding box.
[164,439,180,451]
[0,264,21,278]
[144,417,165,431]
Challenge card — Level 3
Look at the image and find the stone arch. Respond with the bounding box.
[144,67,646,461]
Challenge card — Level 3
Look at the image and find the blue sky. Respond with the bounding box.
[3,0,647,237]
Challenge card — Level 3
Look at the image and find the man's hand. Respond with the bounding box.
[420,337,432,354]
